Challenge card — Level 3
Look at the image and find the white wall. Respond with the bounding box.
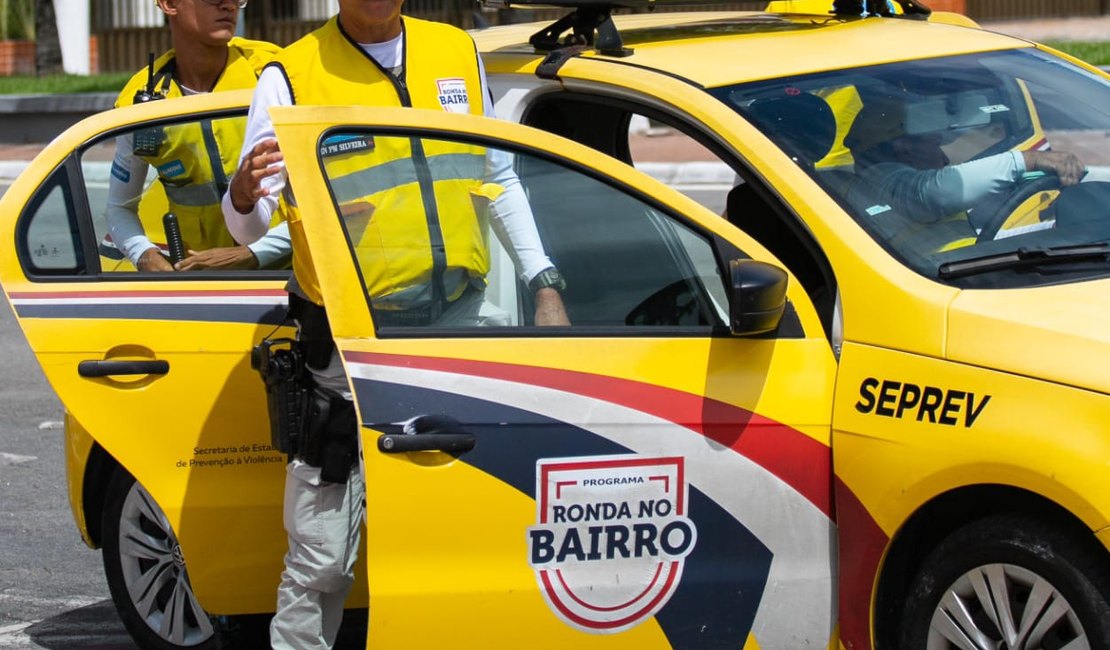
[115,0,164,28]
[300,0,339,20]
[55,0,90,75]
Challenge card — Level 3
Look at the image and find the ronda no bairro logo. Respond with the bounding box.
[435,77,470,114]
[527,455,697,633]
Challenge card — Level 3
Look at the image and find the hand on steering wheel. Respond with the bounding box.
[974,172,1061,243]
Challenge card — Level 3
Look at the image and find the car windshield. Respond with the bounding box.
[712,48,1110,288]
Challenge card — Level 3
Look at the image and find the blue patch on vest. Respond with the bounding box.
[157,160,186,178]
[110,160,131,183]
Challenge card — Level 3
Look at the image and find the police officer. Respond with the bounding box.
[104,0,288,272]
[222,0,569,646]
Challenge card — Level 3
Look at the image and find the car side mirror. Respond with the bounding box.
[729,259,788,336]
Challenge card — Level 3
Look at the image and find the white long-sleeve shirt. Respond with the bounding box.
[855,150,1027,225]
[221,32,553,285]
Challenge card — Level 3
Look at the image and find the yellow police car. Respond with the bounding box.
[0,0,1108,648]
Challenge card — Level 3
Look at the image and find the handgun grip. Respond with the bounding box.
[163,212,187,265]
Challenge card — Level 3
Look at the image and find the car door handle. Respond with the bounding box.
[378,432,475,453]
[78,360,170,378]
[376,414,475,454]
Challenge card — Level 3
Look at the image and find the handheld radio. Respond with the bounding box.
[133,53,168,157]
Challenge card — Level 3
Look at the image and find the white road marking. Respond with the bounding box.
[0,621,33,636]
[0,593,102,609]
[37,421,63,430]
[0,595,124,648]
[0,452,37,465]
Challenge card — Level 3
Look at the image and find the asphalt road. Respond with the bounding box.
[0,288,136,649]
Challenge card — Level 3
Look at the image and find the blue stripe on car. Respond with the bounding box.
[356,378,772,649]
[13,303,286,325]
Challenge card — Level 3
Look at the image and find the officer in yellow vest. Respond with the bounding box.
[223,0,569,647]
[103,0,288,272]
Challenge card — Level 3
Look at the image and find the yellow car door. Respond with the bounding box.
[275,105,838,649]
[0,92,295,625]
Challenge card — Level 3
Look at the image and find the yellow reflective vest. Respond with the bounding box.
[273,17,487,307]
[116,38,280,252]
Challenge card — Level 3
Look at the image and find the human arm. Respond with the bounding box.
[174,221,291,270]
[865,151,1028,223]
[1021,150,1086,186]
[105,134,174,271]
[868,149,1086,223]
[483,153,570,326]
[479,61,569,326]
[221,66,289,245]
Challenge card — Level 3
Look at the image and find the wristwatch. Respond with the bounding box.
[528,267,566,293]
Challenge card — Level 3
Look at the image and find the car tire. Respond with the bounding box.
[900,514,1110,650]
[101,469,222,650]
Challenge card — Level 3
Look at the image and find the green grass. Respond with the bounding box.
[0,72,131,95]
[1043,40,1110,67]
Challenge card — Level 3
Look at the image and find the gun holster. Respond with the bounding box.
[251,338,309,457]
[302,387,358,484]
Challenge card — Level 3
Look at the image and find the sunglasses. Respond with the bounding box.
[197,0,249,7]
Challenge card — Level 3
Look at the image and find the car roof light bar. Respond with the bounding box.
[831,0,930,17]
[499,0,935,62]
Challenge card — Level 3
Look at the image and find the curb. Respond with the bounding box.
[0,160,111,185]
[0,92,116,146]
[0,92,115,114]
[0,162,30,183]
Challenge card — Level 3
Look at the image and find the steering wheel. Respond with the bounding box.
[974,172,1062,243]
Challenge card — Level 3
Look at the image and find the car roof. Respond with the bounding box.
[473,11,1035,87]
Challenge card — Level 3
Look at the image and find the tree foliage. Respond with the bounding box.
[1,0,35,40]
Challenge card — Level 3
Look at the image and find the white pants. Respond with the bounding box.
[270,461,364,649]
[271,349,364,650]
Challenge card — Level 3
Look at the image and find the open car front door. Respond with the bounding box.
[273,105,839,649]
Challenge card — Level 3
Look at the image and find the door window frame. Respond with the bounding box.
[519,90,837,341]
[313,123,803,340]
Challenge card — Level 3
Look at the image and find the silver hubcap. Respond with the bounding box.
[928,563,1089,650]
[118,482,214,647]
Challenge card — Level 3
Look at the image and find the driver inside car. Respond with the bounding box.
[840,91,1086,246]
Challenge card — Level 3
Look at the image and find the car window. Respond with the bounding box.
[80,112,289,274]
[317,129,730,333]
[627,116,733,216]
[18,164,86,276]
[715,48,1110,289]
[519,93,836,338]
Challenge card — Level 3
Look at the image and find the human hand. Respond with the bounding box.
[175,246,259,271]
[230,139,284,214]
[137,247,174,272]
[1023,150,1086,186]
[533,288,571,326]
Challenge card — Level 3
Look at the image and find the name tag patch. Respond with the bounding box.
[111,159,131,183]
[157,160,186,179]
[319,135,375,158]
[436,78,470,114]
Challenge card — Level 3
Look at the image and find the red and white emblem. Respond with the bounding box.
[527,455,697,633]
[435,77,470,114]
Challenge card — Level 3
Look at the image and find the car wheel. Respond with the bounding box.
[102,470,220,650]
[900,514,1110,650]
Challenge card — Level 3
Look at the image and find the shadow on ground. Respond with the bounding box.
[24,600,368,649]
